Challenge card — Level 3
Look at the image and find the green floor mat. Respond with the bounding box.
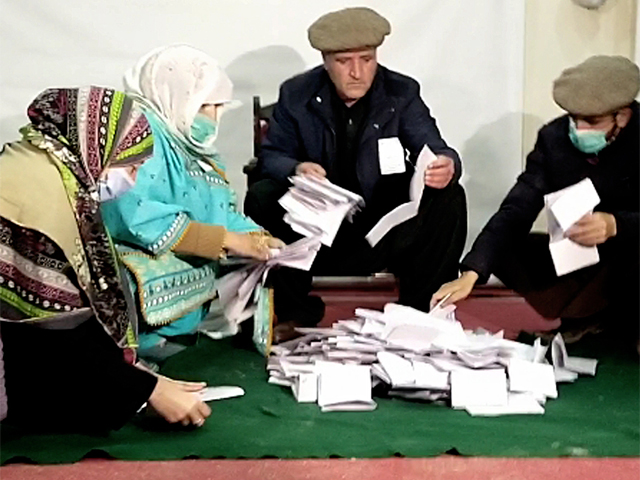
[2,333,638,464]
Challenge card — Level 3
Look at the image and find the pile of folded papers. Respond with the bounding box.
[267,303,597,415]
[279,175,364,246]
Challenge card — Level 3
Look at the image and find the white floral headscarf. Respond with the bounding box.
[124,44,238,154]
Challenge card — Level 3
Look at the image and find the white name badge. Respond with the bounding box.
[378,137,406,175]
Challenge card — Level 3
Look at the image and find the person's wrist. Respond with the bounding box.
[606,213,617,238]
[221,231,236,258]
[461,270,479,283]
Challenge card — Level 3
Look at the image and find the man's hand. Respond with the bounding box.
[566,212,616,247]
[424,155,455,189]
[296,162,326,179]
[430,271,479,309]
[148,375,211,427]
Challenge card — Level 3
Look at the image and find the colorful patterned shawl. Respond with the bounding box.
[2,86,154,345]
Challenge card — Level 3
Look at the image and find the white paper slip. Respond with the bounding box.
[317,362,373,408]
[198,386,245,402]
[508,358,557,399]
[377,351,415,386]
[268,375,294,387]
[450,368,508,408]
[378,137,406,175]
[532,338,548,364]
[564,356,598,376]
[551,333,568,368]
[320,401,377,412]
[409,144,438,202]
[465,392,545,416]
[546,178,600,232]
[412,360,450,390]
[554,367,579,383]
[548,237,599,276]
[292,372,318,403]
[365,201,419,247]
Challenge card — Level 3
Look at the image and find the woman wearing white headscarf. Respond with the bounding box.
[101,45,282,359]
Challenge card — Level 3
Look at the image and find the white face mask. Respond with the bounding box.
[98,167,137,202]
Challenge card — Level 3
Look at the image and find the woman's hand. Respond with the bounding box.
[223,232,285,260]
[266,236,286,249]
[148,375,211,427]
[430,271,479,309]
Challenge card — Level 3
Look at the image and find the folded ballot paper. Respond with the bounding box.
[544,178,601,276]
[366,144,437,246]
[279,175,364,246]
[267,303,598,416]
[213,236,322,332]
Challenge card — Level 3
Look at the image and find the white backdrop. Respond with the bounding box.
[0,0,525,251]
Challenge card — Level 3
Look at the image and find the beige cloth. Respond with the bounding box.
[0,140,81,266]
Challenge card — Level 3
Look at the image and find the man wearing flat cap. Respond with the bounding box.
[245,7,466,334]
[432,55,639,347]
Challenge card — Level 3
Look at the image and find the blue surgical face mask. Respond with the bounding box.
[568,117,613,155]
[190,113,218,146]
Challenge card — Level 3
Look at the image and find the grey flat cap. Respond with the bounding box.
[308,7,391,52]
[553,55,640,116]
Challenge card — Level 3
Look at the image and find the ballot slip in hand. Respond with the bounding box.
[544,178,601,276]
[198,386,245,402]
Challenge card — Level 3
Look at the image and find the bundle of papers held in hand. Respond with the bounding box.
[279,175,364,246]
[214,237,322,328]
[267,303,598,415]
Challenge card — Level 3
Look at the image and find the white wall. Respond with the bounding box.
[0,0,526,251]
[523,0,637,156]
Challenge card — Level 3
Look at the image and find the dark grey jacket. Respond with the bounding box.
[259,65,461,230]
[463,102,639,282]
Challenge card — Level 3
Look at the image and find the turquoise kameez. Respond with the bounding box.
[101,114,260,354]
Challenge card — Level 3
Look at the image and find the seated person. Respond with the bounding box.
[432,56,639,346]
[0,86,211,432]
[245,8,467,334]
[101,45,282,359]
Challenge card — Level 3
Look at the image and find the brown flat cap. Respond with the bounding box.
[308,7,391,52]
[553,55,640,116]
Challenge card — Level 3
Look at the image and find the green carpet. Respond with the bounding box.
[1,334,639,464]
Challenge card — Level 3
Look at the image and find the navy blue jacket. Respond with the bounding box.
[259,65,461,230]
[463,102,639,282]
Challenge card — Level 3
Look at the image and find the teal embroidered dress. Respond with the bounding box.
[101,113,260,352]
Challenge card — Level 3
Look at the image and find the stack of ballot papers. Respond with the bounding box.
[279,175,364,246]
[267,303,598,415]
[544,178,601,276]
[213,237,322,327]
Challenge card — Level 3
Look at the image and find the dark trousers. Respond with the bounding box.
[245,179,467,325]
[494,233,639,333]
[1,318,157,433]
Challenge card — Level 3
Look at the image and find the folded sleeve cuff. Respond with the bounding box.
[171,222,227,259]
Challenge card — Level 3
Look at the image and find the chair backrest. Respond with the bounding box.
[246,95,276,187]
